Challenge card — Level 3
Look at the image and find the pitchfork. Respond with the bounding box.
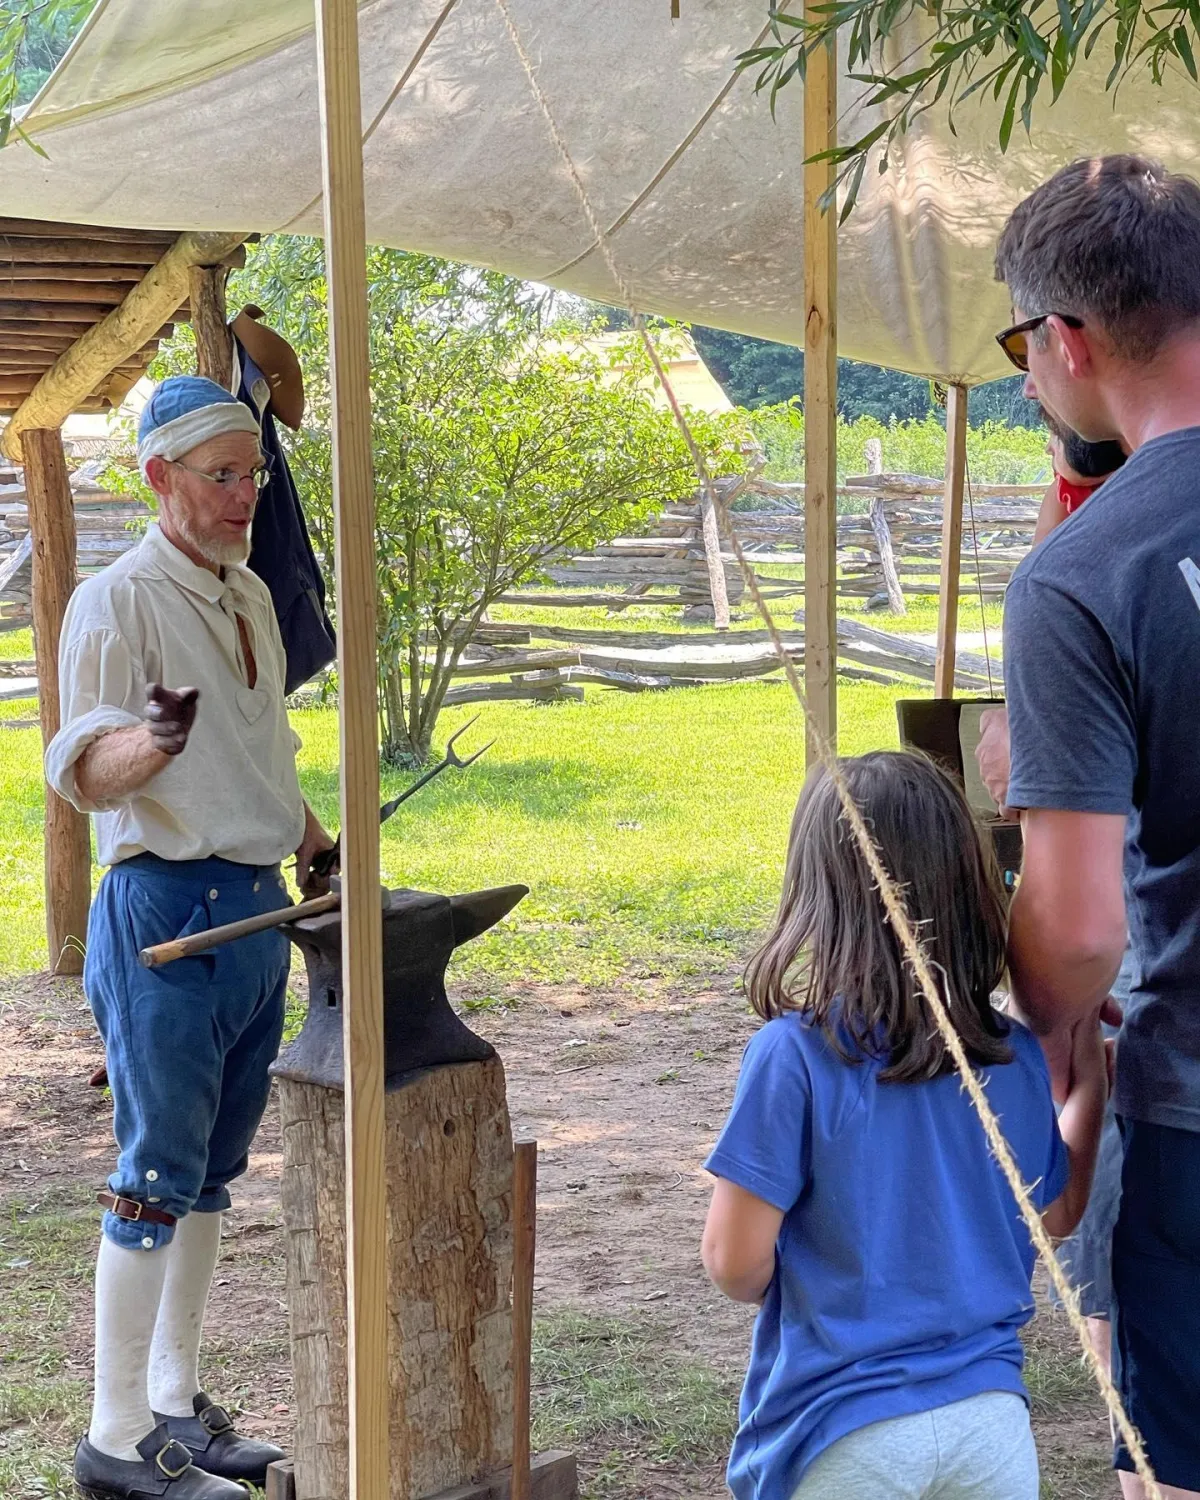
[309,716,494,882]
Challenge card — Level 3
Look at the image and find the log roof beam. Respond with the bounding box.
[1,228,246,460]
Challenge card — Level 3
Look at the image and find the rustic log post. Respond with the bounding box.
[698,483,730,630]
[935,384,969,698]
[803,1,838,758]
[188,264,233,383]
[23,426,90,974]
[868,501,906,615]
[277,1059,516,1499]
[863,437,905,613]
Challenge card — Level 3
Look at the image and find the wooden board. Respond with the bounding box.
[313,2,390,1494]
[265,1453,576,1500]
[803,11,838,758]
[935,384,969,698]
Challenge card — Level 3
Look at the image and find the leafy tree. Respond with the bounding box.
[1,0,93,144]
[225,239,741,764]
[739,2,1196,218]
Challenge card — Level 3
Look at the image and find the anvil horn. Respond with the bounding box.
[451,884,529,947]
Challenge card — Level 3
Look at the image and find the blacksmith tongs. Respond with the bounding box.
[310,717,493,881]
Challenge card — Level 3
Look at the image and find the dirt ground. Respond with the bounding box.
[0,967,1119,1499]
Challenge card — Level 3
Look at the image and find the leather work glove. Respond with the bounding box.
[144,684,200,756]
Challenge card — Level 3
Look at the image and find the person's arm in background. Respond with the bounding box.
[1042,1006,1109,1239]
[1032,480,1070,547]
[702,1183,783,1303]
[701,1023,810,1305]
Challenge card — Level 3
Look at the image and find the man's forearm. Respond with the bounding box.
[74,725,170,806]
[1007,886,1124,1032]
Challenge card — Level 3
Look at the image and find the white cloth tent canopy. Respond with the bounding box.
[3,0,1200,386]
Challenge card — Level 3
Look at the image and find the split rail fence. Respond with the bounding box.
[1,470,1036,704]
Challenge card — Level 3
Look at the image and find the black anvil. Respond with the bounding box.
[271,885,527,1091]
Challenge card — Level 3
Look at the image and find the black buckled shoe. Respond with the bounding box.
[74,1422,246,1498]
[152,1394,286,1487]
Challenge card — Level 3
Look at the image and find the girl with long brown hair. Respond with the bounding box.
[701,751,1105,1499]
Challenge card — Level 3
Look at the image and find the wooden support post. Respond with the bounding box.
[935,383,969,699]
[803,7,838,760]
[314,0,389,1494]
[698,485,730,630]
[188,264,233,384]
[511,1141,537,1500]
[23,426,90,973]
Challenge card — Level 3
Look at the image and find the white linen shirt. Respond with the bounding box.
[46,523,307,868]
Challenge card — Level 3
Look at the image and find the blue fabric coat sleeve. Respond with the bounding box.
[705,1019,812,1214]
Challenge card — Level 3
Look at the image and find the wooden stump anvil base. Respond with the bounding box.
[270,885,577,1500]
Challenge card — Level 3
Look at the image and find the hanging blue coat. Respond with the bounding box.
[235,334,337,694]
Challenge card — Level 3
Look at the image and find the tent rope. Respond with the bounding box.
[492,2,1162,1491]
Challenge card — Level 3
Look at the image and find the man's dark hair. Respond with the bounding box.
[1060,431,1126,479]
[996,155,1200,361]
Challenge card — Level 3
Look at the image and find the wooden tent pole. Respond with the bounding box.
[934,383,969,698]
[803,6,838,759]
[314,0,390,1495]
[24,426,91,973]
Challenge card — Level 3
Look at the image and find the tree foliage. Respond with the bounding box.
[690,325,1038,426]
[0,0,93,147]
[740,1,1199,218]
[224,240,741,764]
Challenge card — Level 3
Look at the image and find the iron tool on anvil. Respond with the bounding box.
[45,375,336,1500]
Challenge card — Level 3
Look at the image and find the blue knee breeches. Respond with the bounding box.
[84,853,291,1251]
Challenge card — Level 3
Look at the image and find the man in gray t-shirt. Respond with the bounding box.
[995,155,1200,1498]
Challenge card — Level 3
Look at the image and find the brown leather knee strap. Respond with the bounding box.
[97,1191,178,1227]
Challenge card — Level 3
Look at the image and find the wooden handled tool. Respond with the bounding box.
[138,891,340,968]
[511,1139,537,1500]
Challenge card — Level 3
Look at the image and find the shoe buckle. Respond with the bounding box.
[198,1402,233,1436]
[155,1440,192,1480]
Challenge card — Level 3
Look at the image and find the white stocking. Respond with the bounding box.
[147,1210,223,1418]
[89,1236,169,1460]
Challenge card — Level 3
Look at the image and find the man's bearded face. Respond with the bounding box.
[160,431,262,567]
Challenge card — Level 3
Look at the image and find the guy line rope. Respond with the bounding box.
[490,1,1162,1490]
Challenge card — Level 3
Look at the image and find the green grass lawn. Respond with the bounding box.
[0,627,32,661]
[0,674,909,981]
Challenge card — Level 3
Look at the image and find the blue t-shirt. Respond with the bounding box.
[1005,428,1200,1132]
[705,1011,1067,1498]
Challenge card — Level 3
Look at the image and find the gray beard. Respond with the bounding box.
[174,511,251,568]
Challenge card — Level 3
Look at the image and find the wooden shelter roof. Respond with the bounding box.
[0,218,184,416]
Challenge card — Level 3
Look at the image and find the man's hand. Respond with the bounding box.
[143,684,199,756]
[294,802,336,899]
[976,706,1019,821]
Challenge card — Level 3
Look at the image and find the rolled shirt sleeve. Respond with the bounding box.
[45,626,144,813]
[1004,569,1137,816]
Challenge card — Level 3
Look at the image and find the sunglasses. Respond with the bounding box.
[995,313,1084,372]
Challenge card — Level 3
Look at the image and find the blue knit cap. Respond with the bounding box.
[137,375,260,477]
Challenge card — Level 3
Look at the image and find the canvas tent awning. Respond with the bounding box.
[4,0,1199,388]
